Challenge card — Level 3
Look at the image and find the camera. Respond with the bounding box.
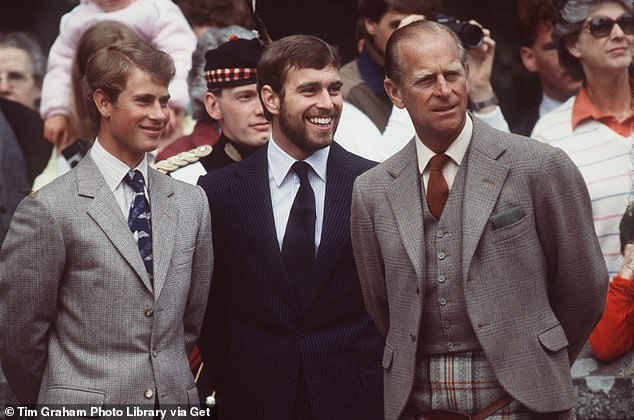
[431,13,484,49]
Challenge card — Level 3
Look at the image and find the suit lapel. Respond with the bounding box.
[80,155,154,293]
[461,119,509,278]
[300,144,353,315]
[148,169,176,301]
[385,140,425,281]
[233,148,300,314]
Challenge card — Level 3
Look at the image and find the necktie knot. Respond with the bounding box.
[291,161,311,184]
[429,154,449,172]
[125,169,146,193]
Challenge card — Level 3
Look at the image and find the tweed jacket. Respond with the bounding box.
[0,153,213,406]
[351,117,608,420]
[197,142,385,420]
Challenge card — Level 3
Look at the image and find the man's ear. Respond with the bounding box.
[93,89,112,118]
[520,46,538,73]
[204,92,222,120]
[260,85,280,116]
[383,78,405,109]
[363,17,378,37]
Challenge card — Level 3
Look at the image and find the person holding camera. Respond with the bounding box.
[340,0,509,152]
[589,205,634,362]
[351,19,607,420]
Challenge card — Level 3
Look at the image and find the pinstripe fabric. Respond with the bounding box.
[531,96,633,277]
[351,118,607,420]
[0,153,214,405]
[197,142,384,420]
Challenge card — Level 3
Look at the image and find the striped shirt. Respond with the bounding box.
[532,95,634,277]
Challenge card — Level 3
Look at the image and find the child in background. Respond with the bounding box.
[32,20,144,190]
[41,0,196,151]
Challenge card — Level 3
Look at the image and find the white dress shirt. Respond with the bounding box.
[91,138,150,219]
[415,114,473,192]
[267,137,329,253]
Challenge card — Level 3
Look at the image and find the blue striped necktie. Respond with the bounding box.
[124,169,153,284]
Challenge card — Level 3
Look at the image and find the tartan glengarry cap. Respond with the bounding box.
[204,38,264,90]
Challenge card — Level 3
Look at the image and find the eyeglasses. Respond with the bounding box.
[582,12,634,38]
[0,71,32,88]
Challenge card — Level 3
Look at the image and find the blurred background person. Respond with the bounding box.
[590,203,634,362]
[163,37,269,184]
[156,26,258,161]
[0,31,45,110]
[531,0,634,278]
[40,0,196,153]
[178,0,255,39]
[512,0,582,135]
[32,20,143,190]
[338,0,510,162]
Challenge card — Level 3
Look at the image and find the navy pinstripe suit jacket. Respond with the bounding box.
[197,142,384,420]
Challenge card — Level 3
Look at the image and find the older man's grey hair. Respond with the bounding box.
[0,32,46,88]
[384,20,468,84]
[188,25,258,122]
[554,0,633,80]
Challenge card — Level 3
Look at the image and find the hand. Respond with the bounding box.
[466,21,498,113]
[44,114,72,151]
[618,243,634,280]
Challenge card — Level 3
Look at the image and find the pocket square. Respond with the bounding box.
[491,207,525,230]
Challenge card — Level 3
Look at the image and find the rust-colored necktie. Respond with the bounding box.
[427,154,450,219]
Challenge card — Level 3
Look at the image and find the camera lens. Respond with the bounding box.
[458,23,484,49]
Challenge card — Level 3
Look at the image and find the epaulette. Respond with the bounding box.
[153,145,213,174]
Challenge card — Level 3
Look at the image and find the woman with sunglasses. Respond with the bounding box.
[532,0,634,282]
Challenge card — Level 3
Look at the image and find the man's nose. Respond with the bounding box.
[435,76,451,96]
[0,75,11,92]
[315,89,335,109]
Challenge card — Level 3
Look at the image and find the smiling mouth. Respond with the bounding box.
[308,116,334,127]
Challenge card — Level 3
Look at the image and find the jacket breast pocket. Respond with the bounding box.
[489,211,531,243]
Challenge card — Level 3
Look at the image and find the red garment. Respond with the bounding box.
[571,86,634,137]
[156,119,220,161]
[589,275,634,362]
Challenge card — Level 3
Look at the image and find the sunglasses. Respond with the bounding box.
[582,12,634,38]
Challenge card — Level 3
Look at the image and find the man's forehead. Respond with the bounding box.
[285,65,341,86]
[0,47,32,69]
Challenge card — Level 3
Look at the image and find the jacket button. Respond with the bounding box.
[152,349,159,357]
[144,308,154,317]
[410,332,416,342]
[144,389,154,399]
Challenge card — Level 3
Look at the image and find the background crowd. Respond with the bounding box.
[0,0,633,417]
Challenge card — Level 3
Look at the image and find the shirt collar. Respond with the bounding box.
[91,138,149,192]
[571,85,634,136]
[268,136,329,187]
[539,93,564,117]
[416,113,473,174]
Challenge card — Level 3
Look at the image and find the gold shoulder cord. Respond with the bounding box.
[153,145,213,175]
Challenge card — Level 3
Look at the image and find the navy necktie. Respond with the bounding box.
[282,161,316,301]
[124,169,153,284]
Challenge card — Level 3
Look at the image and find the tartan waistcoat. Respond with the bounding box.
[417,150,480,355]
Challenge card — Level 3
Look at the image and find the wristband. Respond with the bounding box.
[472,95,499,111]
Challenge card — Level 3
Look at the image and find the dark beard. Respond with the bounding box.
[278,103,337,155]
